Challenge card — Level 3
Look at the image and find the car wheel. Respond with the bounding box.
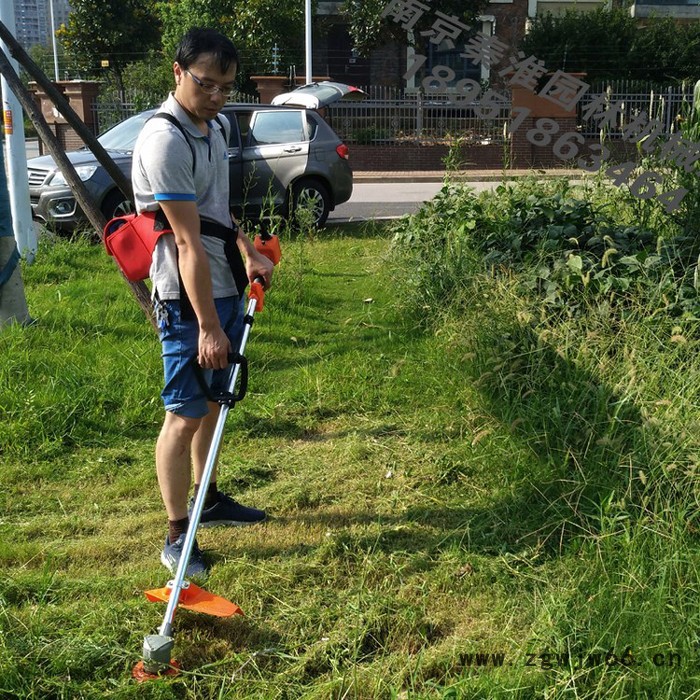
[290,179,330,228]
[101,189,134,221]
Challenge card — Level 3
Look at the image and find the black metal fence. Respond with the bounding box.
[327,81,697,145]
[92,90,260,134]
[92,80,697,144]
[579,80,695,139]
[326,85,512,146]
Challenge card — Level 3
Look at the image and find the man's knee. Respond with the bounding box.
[162,411,203,441]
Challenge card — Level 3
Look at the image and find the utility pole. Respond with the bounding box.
[49,0,60,80]
[304,0,312,85]
[0,141,31,328]
[0,1,36,264]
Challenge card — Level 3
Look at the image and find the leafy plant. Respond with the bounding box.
[519,8,700,82]
[390,175,700,319]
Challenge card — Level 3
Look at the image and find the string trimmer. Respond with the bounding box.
[132,231,281,682]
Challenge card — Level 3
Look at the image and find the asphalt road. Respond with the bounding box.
[328,180,497,223]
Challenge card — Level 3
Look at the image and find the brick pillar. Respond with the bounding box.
[509,80,580,169]
[29,81,65,155]
[28,80,100,154]
[62,81,100,149]
[250,76,289,104]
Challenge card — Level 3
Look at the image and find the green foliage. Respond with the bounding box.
[341,0,487,56]
[387,177,700,698]
[57,0,161,92]
[155,0,306,81]
[100,51,173,113]
[519,8,700,82]
[25,43,73,84]
[640,79,700,238]
[391,176,700,319]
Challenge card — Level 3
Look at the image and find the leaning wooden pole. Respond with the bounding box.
[0,45,155,328]
[0,20,133,203]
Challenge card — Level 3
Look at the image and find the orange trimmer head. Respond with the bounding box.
[132,659,181,682]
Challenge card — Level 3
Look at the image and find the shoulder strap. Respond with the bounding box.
[151,111,196,173]
[213,114,230,145]
[151,112,230,169]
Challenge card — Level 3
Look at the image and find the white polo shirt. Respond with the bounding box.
[131,93,237,300]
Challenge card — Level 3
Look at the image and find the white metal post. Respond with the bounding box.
[0,2,37,264]
[49,0,60,81]
[304,0,312,85]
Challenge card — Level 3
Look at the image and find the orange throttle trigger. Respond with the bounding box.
[254,232,281,265]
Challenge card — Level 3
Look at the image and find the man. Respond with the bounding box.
[132,28,274,578]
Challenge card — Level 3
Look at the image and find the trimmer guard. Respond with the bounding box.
[145,581,244,617]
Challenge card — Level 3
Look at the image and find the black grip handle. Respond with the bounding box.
[190,352,248,406]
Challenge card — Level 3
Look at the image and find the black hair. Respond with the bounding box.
[175,28,239,73]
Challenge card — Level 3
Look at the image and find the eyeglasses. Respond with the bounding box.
[185,70,235,98]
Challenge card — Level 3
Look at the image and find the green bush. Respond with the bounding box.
[391,175,700,320]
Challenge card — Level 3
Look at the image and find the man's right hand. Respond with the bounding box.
[197,324,231,369]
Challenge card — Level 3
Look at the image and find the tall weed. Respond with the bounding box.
[388,173,700,696]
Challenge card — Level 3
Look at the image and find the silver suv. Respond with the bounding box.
[27,85,359,230]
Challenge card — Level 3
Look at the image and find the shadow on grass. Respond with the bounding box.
[240,311,694,569]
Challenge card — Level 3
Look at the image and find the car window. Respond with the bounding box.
[236,113,252,146]
[97,111,154,152]
[249,111,307,146]
[306,116,318,140]
[220,114,240,149]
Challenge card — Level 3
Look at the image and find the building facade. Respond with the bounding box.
[13,0,71,50]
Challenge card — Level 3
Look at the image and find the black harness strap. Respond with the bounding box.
[149,112,247,320]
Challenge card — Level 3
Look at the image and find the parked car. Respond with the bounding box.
[271,81,367,109]
[27,85,360,231]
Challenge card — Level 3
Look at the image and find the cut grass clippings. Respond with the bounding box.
[0,220,698,698]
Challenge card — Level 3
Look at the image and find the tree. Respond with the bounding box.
[629,19,700,82]
[341,0,488,56]
[57,0,161,98]
[519,8,700,82]
[26,43,69,82]
[155,0,306,80]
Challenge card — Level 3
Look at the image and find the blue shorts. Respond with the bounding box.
[157,295,245,418]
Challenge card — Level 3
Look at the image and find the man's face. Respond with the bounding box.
[174,52,237,124]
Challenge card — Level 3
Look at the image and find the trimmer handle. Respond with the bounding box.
[249,278,266,311]
[190,352,248,406]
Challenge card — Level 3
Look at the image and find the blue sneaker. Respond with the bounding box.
[189,492,267,528]
[160,534,208,579]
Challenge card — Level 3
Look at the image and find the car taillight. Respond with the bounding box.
[336,143,349,160]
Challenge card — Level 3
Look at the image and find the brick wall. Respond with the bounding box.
[509,116,579,168]
[349,139,641,172]
[349,143,505,170]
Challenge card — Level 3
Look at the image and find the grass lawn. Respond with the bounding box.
[1,221,698,698]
